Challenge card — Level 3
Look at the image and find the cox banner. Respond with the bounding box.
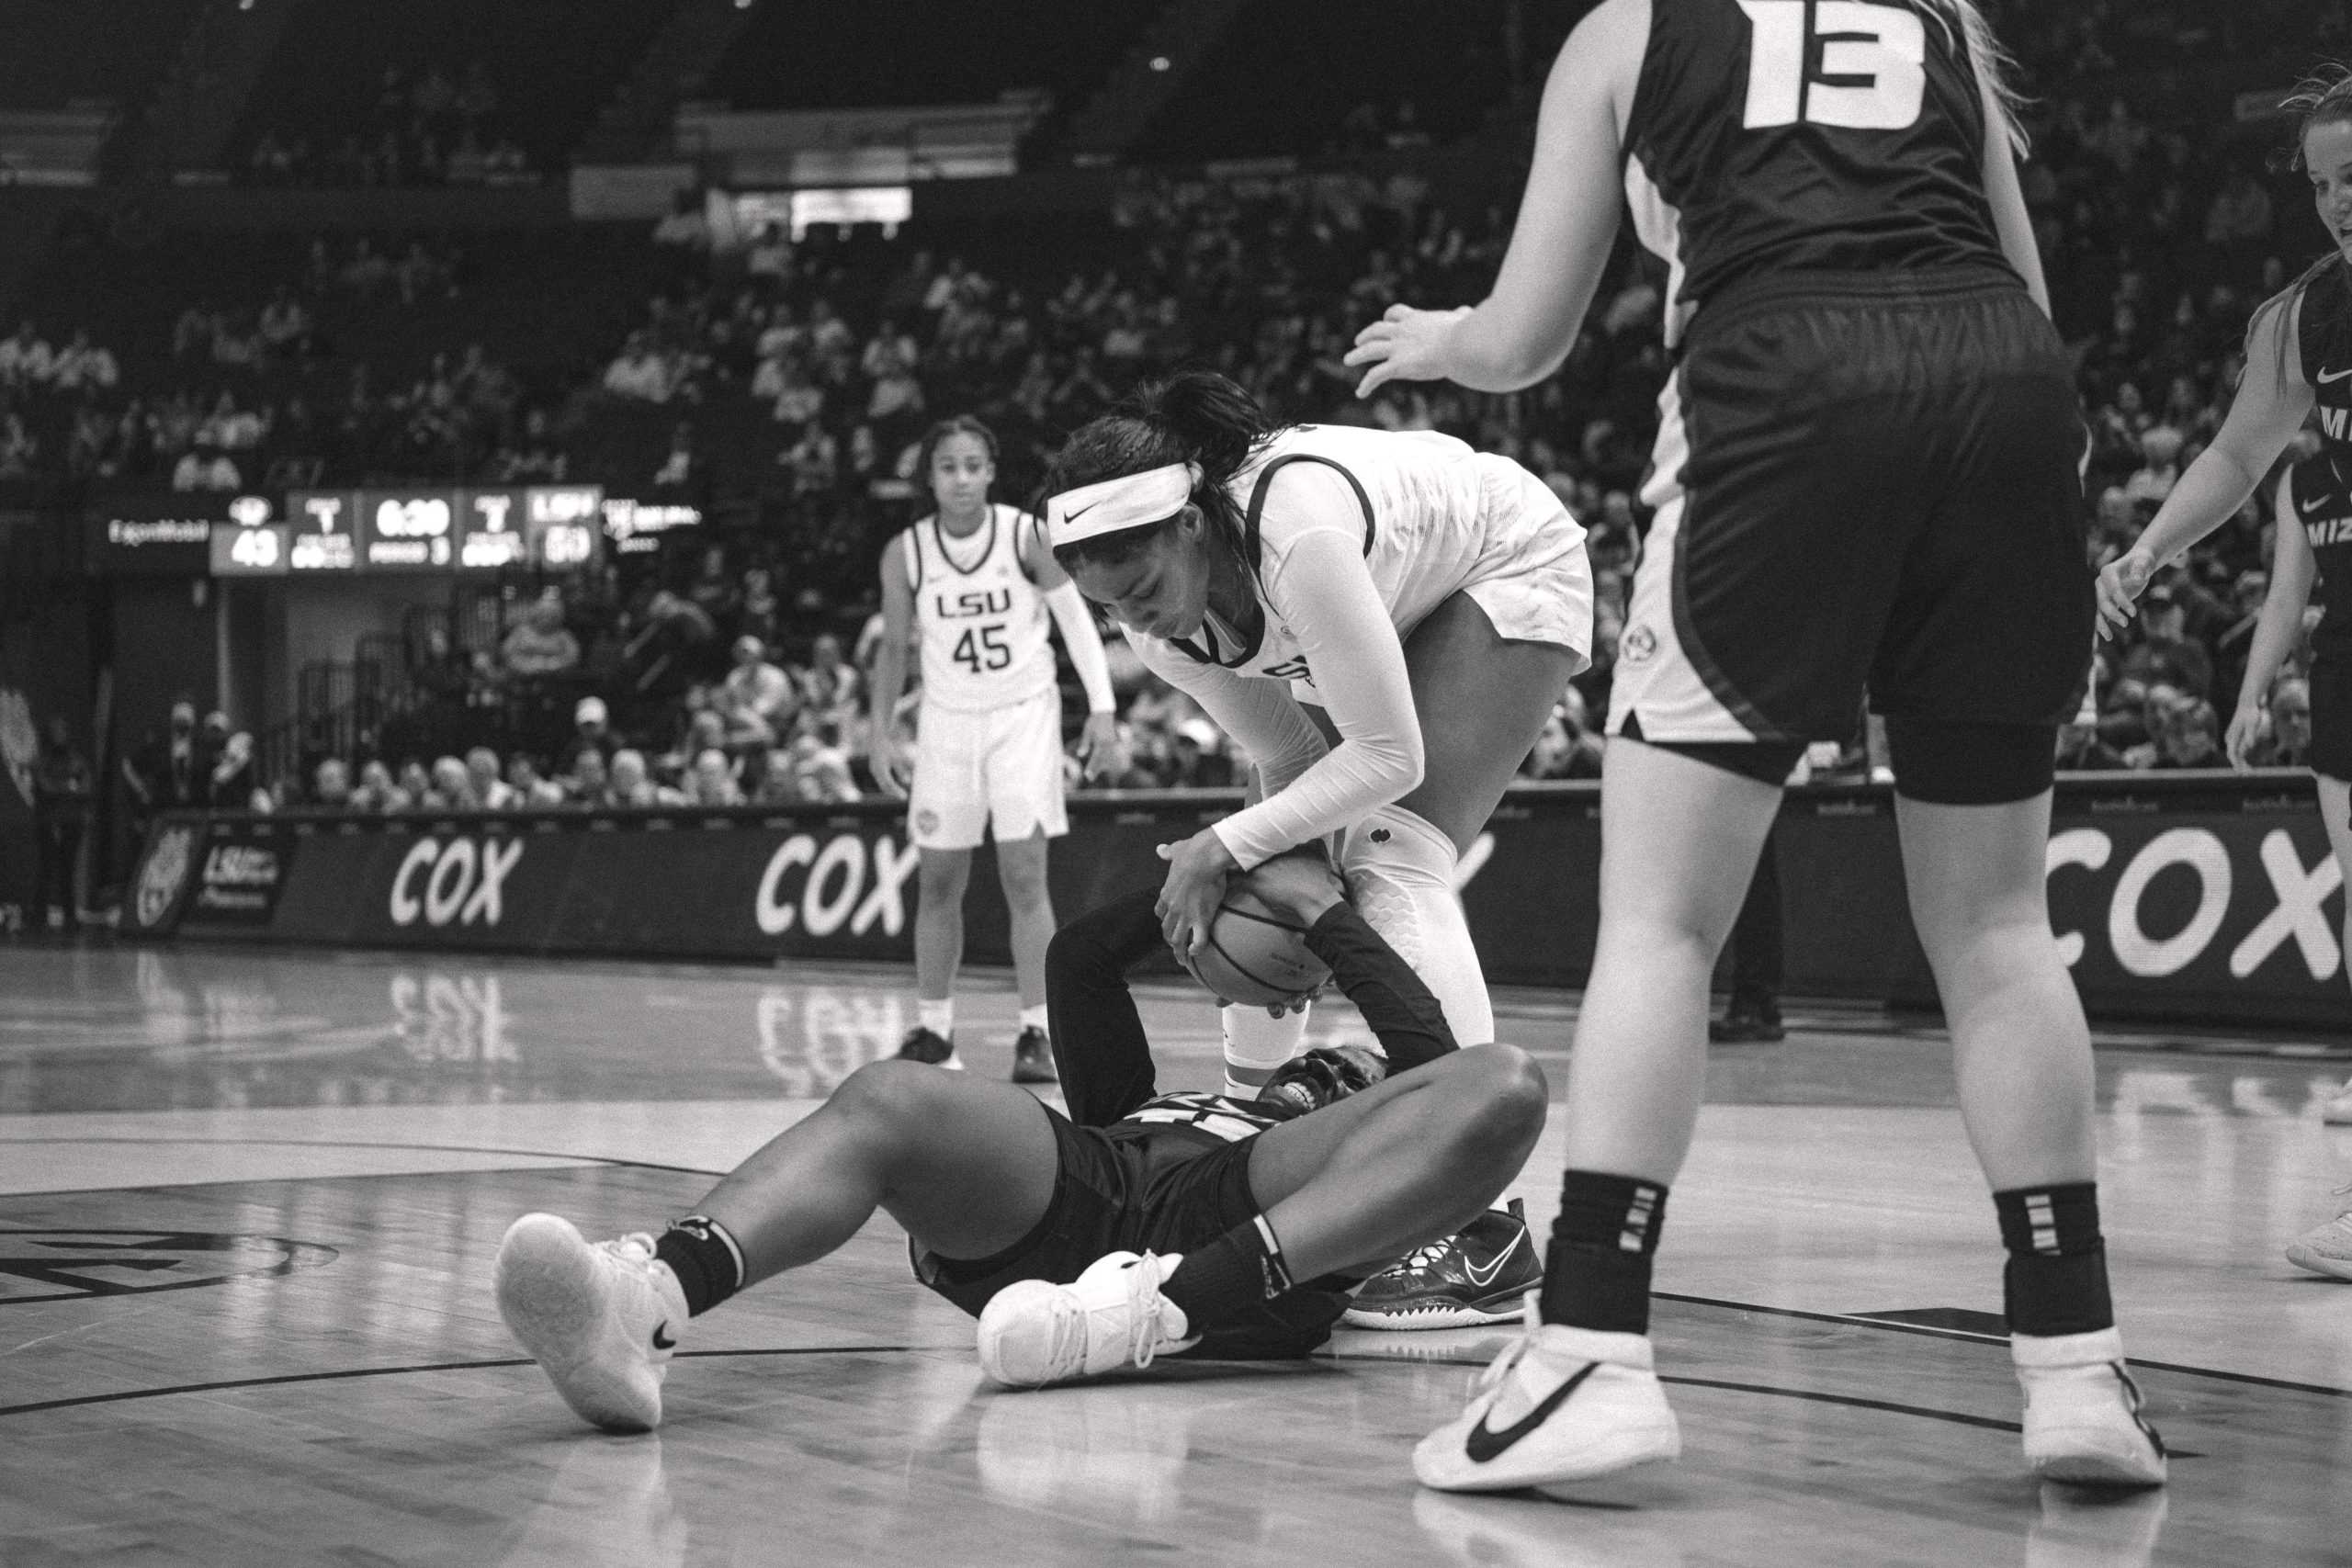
[130,775,2352,1030]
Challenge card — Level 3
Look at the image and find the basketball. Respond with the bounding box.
[1182,887,1330,1007]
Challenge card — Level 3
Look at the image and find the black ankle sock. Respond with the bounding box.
[1160,1215,1293,1330]
[654,1215,745,1317]
[1993,1182,2114,1337]
[1538,1170,1668,1333]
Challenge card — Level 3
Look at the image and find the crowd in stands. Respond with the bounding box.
[49,2,2352,814]
[244,60,536,188]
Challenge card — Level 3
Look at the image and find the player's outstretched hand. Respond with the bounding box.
[1076,713,1127,784]
[1345,303,1471,400]
[1243,845,1345,928]
[2094,547,2155,639]
[868,719,911,800]
[1155,827,1239,960]
[2223,702,2267,771]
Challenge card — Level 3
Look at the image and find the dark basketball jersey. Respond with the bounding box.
[2298,261,2352,459]
[1623,0,2011,341]
[2290,452,2352,664]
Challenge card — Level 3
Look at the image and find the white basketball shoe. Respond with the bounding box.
[977,1250,1200,1388]
[2285,1185,2352,1280]
[496,1213,690,1432]
[2012,1327,2168,1487]
[1414,1314,1680,1492]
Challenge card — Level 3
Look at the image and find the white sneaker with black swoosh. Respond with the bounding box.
[1414,1314,1680,1492]
[496,1213,690,1432]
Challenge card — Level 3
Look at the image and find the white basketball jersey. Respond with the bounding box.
[1160,424,1533,700]
[906,504,1056,713]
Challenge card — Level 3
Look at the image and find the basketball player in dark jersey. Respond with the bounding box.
[490,850,1548,1430]
[1351,0,2166,1491]
[2103,67,2352,1280]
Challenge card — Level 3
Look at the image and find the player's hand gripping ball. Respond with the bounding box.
[1180,852,1336,1007]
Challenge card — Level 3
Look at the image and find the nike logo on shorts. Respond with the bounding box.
[651,1323,676,1350]
[2320,366,2352,385]
[1463,1361,1598,1463]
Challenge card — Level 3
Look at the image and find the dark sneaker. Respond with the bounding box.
[894,1026,962,1068]
[1708,1010,1785,1043]
[1011,1026,1057,1085]
[1343,1201,1541,1330]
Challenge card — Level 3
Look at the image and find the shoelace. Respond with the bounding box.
[1125,1251,1178,1371]
[1466,1293,1544,1401]
[596,1233,660,1273]
[1030,1252,1180,1381]
[1394,1238,1454,1272]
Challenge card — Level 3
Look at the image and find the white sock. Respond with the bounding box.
[1018,1003,1049,1035]
[1223,1003,1309,1098]
[919,998,955,1038]
[1340,804,1494,1045]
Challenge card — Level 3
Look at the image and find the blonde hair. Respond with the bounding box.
[1912,0,2028,156]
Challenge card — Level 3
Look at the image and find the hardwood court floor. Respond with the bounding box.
[3,941,2351,1565]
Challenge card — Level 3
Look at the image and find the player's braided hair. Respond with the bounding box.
[2246,62,2352,377]
[1043,369,1286,575]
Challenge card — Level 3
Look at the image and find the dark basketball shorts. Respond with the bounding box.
[1608,266,2089,802]
[2309,658,2352,784]
[910,1101,1350,1359]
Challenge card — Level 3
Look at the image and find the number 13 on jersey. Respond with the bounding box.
[1738,0,1926,131]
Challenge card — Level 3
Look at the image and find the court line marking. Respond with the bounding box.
[0,1138,726,1195]
[1655,1290,2352,1400]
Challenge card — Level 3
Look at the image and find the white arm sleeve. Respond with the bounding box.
[1043,581,1117,715]
[1202,528,1425,866]
[1129,639,1329,825]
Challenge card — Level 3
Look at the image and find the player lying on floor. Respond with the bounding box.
[493,848,1548,1430]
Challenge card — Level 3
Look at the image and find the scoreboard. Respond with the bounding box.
[209,484,605,578]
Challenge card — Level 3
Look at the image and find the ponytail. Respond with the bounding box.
[2245,63,2352,386]
[1043,370,1285,573]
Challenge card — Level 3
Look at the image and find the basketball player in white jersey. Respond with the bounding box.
[1042,369,1591,1327]
[870,416,1122,1083]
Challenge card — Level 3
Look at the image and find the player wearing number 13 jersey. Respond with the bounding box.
[1351,0,2165,1494]
[870,416,1124,1084]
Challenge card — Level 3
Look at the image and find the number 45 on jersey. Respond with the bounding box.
[1738,0,1926,131]
[954,624,1012,674]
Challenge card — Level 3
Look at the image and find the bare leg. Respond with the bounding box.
[1395,592,1580,852]
[1242,1044,1549,1279]
[695,1061,1062,1288]
[914,848,973,1001]
[1558,739,1782,1182]
[995,831,1055,1011]
[1895,793,2093,1189]
[2317,777,2352,1025]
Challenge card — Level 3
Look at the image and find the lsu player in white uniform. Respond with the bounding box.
[1043,370,1591,1325]
[871,417,1123,1083]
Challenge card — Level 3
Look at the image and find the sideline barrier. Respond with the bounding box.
[122,772,2348,1031]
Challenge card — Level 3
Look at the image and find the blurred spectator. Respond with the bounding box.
[687,747,743,806]
[428,755,477,810]
[500,592,582,679]
[31,716,93,930]
[172,445,242,492]
[2247,675,2313,769]
[2116,585,2213,700]
[208,731,259,809]
[350,759,409,813]
[125,697,208,816]
[505,752,567,809]
[312,757,353,809]
[0,321,51,385]
[466,746,517,809]
[564,745,612,807]
[608,748,681,807]
[564,695,616,770]
[718,635,794,744]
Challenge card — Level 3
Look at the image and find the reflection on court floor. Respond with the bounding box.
[3,942,2350,1564]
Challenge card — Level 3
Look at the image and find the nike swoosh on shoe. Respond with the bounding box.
[1461,1231,1525,1290]
[1463,1361,1597,1464]
[651,1323,676,1350]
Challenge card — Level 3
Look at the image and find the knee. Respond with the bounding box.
[1438,1044,1550,1165]
[996,856,1052,910]
[918,855,968,902]
[829,1060,947,1136]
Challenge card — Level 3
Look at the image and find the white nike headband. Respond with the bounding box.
[1045,461,1199,548]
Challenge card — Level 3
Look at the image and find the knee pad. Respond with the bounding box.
[1339,803,1495,1046]
[1223,1002,1311,1097]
